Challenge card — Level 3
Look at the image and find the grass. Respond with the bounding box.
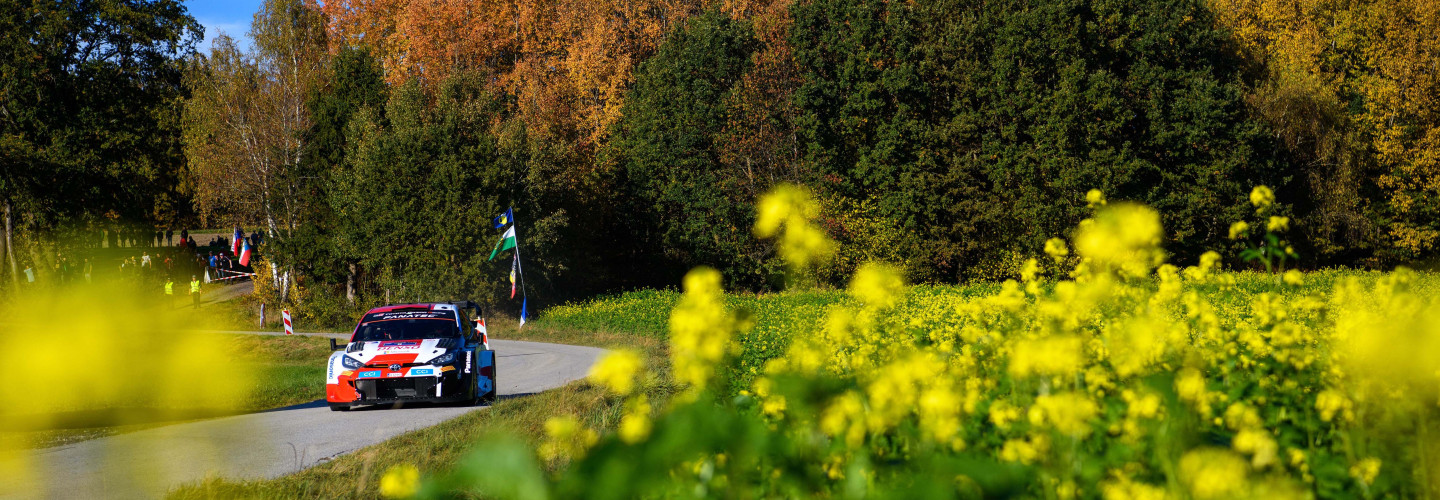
[165,318,662,499]
[0,334,334,450]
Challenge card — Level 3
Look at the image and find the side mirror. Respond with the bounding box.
[329,338,344,351]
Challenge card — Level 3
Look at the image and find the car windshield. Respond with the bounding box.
[353,311,460,342]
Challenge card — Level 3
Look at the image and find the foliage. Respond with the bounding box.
[608,9,772,288]
[791,0,1286,282]
[328,75,511,304]
[1208,0,1440,264]
[0,0,201,289]
[183,0,327,232]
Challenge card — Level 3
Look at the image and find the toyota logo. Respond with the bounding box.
[389,364,402,371]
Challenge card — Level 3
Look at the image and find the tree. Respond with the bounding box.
[330,75,508,303]
[610,9,767,286]
[791,0,1286,281]
[0,0,201,289]
[183,0,327,302]
[281,46,389,304]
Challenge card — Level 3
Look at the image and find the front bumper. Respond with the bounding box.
[328,367,467,405]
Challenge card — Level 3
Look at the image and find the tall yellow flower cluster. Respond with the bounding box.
[669,267,744,401]
[755,184,836,270]
[1074,203,1165,279]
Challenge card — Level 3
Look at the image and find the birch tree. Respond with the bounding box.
[183,0,327,302]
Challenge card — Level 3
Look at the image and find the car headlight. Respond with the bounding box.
[341,355,364,369]
[429,350,456,365]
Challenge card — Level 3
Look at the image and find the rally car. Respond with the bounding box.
[326,302,497,411]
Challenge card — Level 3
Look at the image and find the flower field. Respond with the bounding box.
[421,187,1440,499]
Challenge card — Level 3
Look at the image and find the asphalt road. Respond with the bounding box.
[1,338,605,499]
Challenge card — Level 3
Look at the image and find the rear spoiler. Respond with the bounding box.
[445,300,484,319]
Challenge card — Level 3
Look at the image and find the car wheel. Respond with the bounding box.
[480,370,497,405]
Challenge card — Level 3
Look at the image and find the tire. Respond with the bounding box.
[480,369,497,405]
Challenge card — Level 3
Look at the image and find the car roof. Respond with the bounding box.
[364,303,460,315]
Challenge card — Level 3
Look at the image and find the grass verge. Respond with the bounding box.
[1,334,333,450]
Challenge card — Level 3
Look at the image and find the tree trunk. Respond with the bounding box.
[4,200,16,289]
[346,262,356,304]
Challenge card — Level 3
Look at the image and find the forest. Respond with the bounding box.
[1,0,1437,321]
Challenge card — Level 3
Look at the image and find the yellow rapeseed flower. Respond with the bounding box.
[1232,428,1278,468]
[588,349,644,396]
[1282,269,1303,286]
[1315,389,1353,422]
[1266,216,1289,232]
[1179,448,1249,499]
[1349,457,1381,487]
[619,397,653,444]
[1045,237,1070,261]
[1228,221,1249,240]
[1009,336,1085,378]
[1250,185,1275,211]
[669,267,739,398]
[1100,477,1169,500]
[1087,189,1108,208]
[379,464,420,499]
[1073,203,1165,278]
[850,262,905,310]
[754,184,835,269]
[1032,392,1099,437]
[540,416,599,461]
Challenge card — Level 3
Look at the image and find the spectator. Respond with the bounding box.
[24,265,34,284]
[165,228,173,246]
[180,228,188,245]
[209,253,218,269]
[142,252,152,268]
[83,258,92,283]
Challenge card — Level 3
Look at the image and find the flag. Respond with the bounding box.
[231,228,243,255]
[204,269,211,283]
[519,297,527,329]
[509,254,518,299]
[488,226,516,261]
[239,239,253,266]
[491,208,513,229]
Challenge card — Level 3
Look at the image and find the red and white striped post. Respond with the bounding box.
[282,309,293,335]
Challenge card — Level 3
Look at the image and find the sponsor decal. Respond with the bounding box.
[411,368,434,376]
[358,370,381,378]
[465,351,472,374]
[367,311,453,321]
[387,373,403,377]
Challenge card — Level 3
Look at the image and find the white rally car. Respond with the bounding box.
[326,302,496,411]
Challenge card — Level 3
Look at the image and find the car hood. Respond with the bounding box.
[346,339,449,365]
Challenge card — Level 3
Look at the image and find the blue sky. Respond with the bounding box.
[185,0,267,53]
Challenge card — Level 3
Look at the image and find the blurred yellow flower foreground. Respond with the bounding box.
[0,281,255,492]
